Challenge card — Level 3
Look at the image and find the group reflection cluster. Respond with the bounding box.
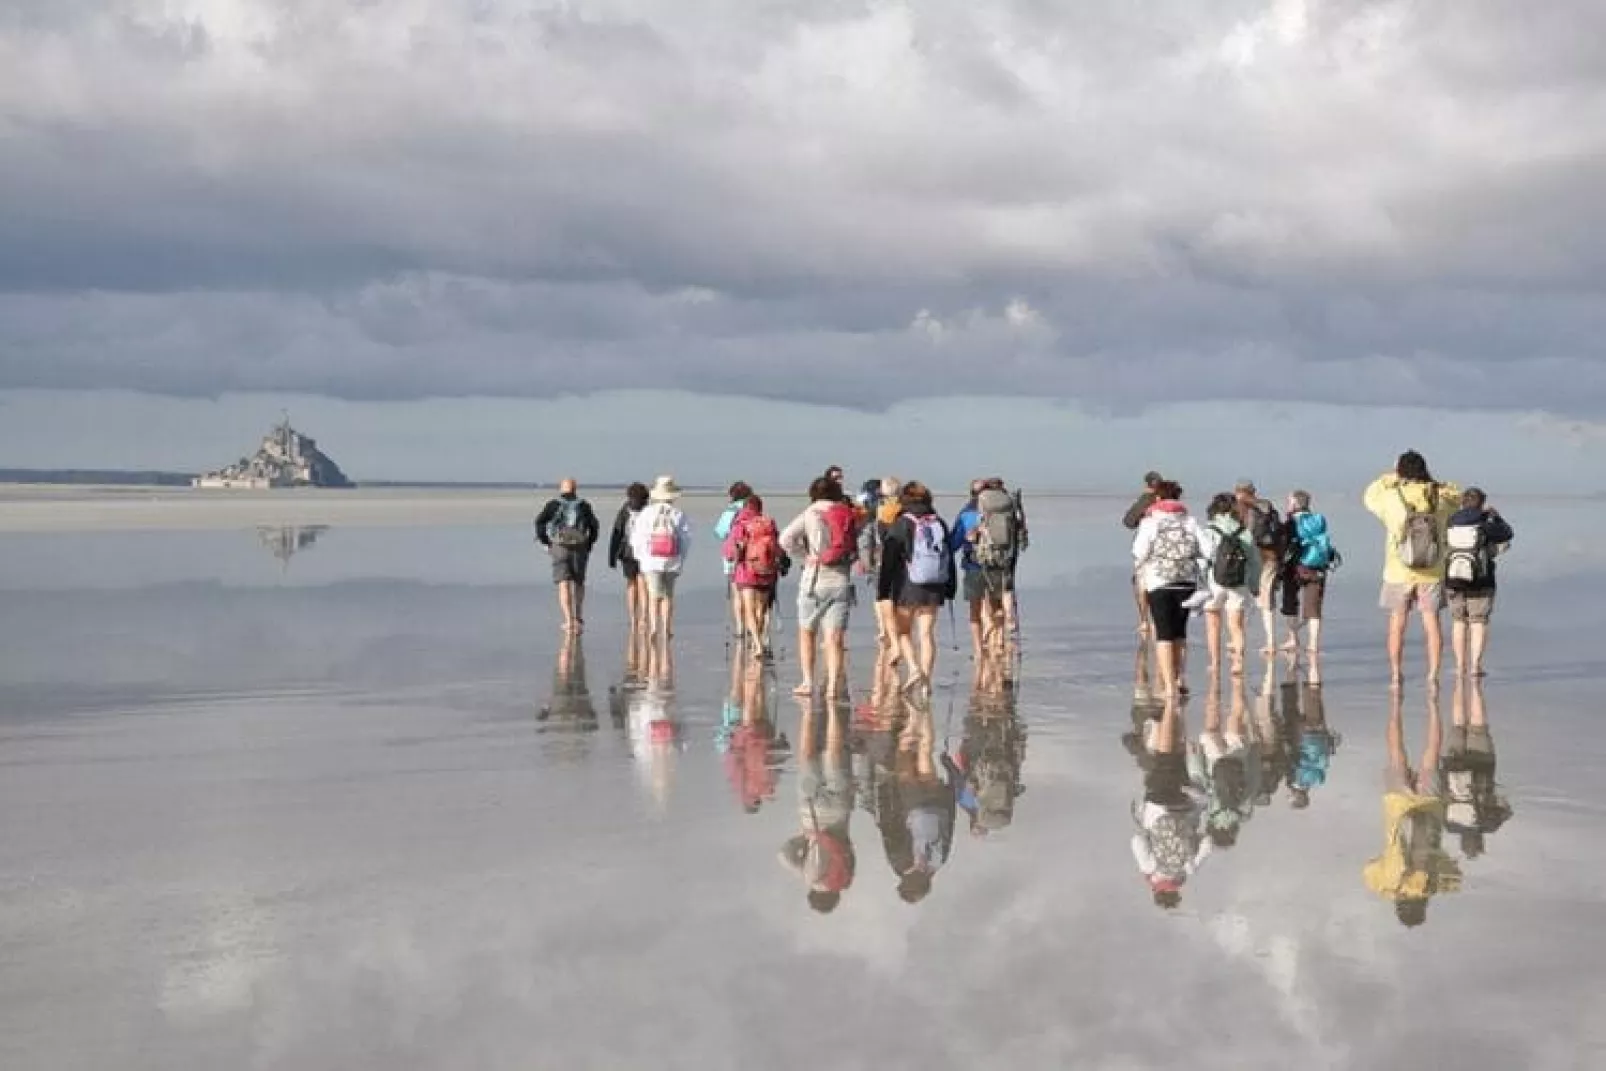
[532,626,1509,925]
[537,628,1026,913]
[1125,638,1511,925]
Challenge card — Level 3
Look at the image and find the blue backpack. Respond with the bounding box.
[906,515,952,586]
[1295,512,1333,570]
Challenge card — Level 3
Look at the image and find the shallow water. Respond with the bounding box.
[2,496,1604,1069]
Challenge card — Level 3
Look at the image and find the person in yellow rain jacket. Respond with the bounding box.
[1364,686,1462,927]
[1363,450,1461,683]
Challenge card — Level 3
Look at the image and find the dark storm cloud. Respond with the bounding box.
[0,0,1602,412]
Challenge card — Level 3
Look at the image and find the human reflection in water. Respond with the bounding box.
[1249,655,1287,806]
[608,621,652,731]
[778,697,856,914]
[536,633,597,733]
[1122,637,1165,762]
[951,651,1027,837]
[1189,672,1255,850]
[1364,685,1462,927]
[1131,694,1211,910]
[1279,668,1342,810]
[876,697,958,904]
[623,627,682,813]
[721,657,788,815]
[1441,677,1511,860]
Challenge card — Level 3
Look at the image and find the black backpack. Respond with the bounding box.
[1251,504,1283,550]
[1211,521,1250,588]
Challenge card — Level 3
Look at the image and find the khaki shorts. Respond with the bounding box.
[963,568,1013,603]
[1380,581,1444,614]
[1204,583,1249,613]
[644,571,679,599]
[1447,590,1495,624]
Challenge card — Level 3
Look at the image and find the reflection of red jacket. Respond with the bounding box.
[723,509,779,588]
[724,724,778,810]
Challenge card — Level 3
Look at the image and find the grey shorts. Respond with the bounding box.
[1380,580,1445,614]
[551,547,590,586]
[1447,589,1495,624]
[644,571,679,599]
[798,585,854,633]
[963,568,1013,603]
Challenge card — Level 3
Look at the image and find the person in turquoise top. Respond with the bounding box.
[715,481,753,638]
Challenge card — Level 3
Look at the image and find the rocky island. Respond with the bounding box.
[193,418,355,489]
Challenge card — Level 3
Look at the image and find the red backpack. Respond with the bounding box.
[742,516,782,581]
[816,502,857,567]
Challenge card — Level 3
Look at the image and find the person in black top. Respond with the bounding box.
[1446,488,1515,679]
[607,482,651,632]
[876,481,957,696]
[535,477,601,635]
[1124,471,1163,635]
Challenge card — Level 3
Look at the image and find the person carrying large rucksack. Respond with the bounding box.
[1234,480,1285,655]
[876,481,955,696]
[1200,493,1257,677]
[1280,490,1341,664]
[950,479,1017,659]
[1132,482,1210,698]
[534,477,601,635]
[1364,451,1462,683]
[780,476,861,698]
[1443,488,1514,679]
[723,494,782,661]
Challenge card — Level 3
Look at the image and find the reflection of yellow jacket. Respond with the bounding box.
[1363,474,1462,584]
[1363,791,1463,901]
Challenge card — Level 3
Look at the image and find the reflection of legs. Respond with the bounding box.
[1156,693,1183,753]
[1419,681,1444,778]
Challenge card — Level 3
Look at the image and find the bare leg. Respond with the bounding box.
[557,580,576,632]
[1204,610,1223,677]
[1134,574,1152,634]
[1227,610,1247,676]
[1423,608,1444,683]
[915,609,939,684]
[573,582,586,632]
[1451,618,1468,679]
[824,627,846,697]
[895,607,922,688]
[968,598,985,659]
[1386,610,1408,684]
[663,593,677,641]
[1469,621,1489,677]
[797,626,819,694]
[1156,640,1178,697]
[1305,617,1322,658]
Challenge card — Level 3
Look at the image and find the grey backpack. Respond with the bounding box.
[1394,486,1442,570]
[974,488,1017,569]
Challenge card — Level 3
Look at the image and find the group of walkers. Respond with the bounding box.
[535,467,1030,700]
[1124,449,1515,696]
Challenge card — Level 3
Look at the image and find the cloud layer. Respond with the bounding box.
[2,1,1604,411]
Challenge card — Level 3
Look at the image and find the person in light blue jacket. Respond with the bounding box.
[715,481,753,638]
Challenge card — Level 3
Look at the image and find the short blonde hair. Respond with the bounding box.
[880,476,900,497]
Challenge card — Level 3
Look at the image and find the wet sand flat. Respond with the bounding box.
[1,497,1603,1069]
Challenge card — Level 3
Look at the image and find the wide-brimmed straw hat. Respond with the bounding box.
[649,475,682,502]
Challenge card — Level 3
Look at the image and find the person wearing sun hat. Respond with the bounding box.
[630,475,693,642]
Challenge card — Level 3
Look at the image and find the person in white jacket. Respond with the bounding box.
[1131,481,1210,698]
[630,475,694,643]
[1131,694,1211,910]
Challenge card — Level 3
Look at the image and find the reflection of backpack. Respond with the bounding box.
[816,503,858,567]
[1209,520,1249,588]
[1444,517,1489,591]
[1395,485,1442,570]
[1150,516,1200,586]
[549,499,590,548]
[906,515,951,585]
[974,489,1017,569]
[1295,512,1333,569]
[740,516,781,581]
[1149,809,1195,878]
[648,506,680,559]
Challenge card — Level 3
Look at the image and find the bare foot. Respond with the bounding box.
[792,681,814,697]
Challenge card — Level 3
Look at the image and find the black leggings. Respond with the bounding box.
[1145,585,1195,643]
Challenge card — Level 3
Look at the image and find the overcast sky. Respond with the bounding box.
[1,1,1603,481]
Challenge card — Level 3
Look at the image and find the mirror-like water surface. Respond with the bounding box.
[2,496,1603,1069]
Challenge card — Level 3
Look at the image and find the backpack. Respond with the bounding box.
[1394,485,1442,570]
[648,506,680,559]
[739,515,781,581]
[1295,512,1333,570]
[906,514,952,586]
[619,508,640,561]
[1209,520,1250,588]
[1444,516,1489,592]
[1149,809,1195,879]
[816,502,858,567]
[548,498,590,548]
[974,488,1017,569]
[1250,503,1283,550]
[1149,515,1200,587]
